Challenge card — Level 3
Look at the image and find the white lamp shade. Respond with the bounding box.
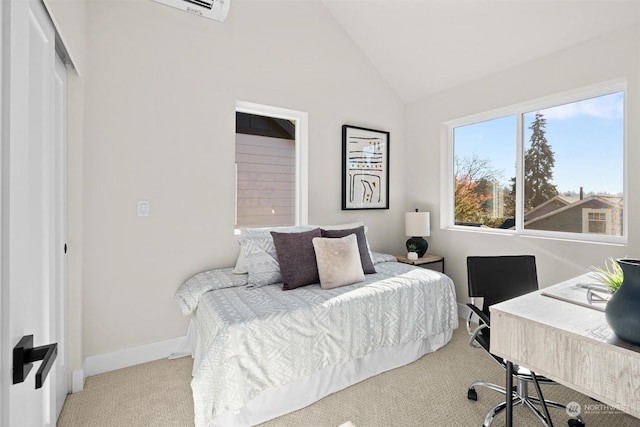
[405,211,430,237]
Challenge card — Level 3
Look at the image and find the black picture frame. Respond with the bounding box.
[342,125,390,210]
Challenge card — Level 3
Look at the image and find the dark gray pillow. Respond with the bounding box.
[320,226,376,274]
[271,228,322,290]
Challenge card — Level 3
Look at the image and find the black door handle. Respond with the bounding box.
[13,335,57,389]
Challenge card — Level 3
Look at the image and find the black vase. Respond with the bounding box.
[604,258,640,346]
[406,237,428,258]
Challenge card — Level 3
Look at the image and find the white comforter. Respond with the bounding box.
[175,258,458,427]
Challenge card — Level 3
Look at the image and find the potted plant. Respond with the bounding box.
[590,257,623,293]
[591,257,640,346]
[407,243,419,261]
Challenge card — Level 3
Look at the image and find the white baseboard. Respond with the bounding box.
[83,335,186,379]
[72,307,473,394]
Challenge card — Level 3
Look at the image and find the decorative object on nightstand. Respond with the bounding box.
[406,243,418,260]
[405,209,430,258]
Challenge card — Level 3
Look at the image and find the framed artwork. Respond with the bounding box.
[342,125,390,210]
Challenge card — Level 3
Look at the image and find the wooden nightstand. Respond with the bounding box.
[396,254,445,273]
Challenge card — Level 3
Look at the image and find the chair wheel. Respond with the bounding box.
[568,419,585,427]
[467,387,478,401]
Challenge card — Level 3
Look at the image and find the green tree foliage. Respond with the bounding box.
[455,154,499,223]
[454,154,500,224]
[524,112,558,210]
[454,176,490,223]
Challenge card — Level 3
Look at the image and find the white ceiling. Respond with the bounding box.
[322,0,640,103]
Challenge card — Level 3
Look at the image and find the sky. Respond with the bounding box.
[454,92,624,196]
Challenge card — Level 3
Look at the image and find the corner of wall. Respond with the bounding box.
[71,366,85,393]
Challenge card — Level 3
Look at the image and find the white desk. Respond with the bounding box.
[490,274,640,422]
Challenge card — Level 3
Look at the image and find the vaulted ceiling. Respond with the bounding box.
[322,1,640,103]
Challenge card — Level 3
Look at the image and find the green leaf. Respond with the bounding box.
[590,257,623,293]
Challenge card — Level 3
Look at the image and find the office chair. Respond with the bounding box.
[466,255,585,427]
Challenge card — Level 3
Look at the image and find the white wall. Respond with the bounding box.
[80,0,406,358]
[405,25,640,302]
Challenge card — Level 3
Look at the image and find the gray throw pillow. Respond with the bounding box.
[271,228,322,290]
[320,226,376,274]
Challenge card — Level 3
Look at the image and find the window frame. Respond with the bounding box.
[235,101,309,228]
[442,80,627,244]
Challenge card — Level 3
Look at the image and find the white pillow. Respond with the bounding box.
[233,225,314,275]
[232,246,247,274]
[312,234,365,290]
[238,235,281,287]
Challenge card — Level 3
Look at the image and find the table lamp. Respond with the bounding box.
[405,209,430,258]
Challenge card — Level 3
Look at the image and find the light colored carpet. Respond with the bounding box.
[57,327,639,427]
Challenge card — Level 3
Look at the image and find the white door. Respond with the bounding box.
[0,0,67,426]
[52,46,69,420]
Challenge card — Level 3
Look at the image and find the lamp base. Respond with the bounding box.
[406,237,428,258]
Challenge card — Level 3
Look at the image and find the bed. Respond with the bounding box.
[174,226,459,427]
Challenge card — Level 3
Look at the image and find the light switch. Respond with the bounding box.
[137,200,149,217]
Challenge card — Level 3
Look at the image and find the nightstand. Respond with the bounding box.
[396,254,445,273]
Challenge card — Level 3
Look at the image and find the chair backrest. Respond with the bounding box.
[467,255,538,317]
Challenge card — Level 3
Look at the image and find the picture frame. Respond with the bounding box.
[342,125,390,210]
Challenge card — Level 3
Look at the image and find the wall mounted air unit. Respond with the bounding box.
[152,0,230,22]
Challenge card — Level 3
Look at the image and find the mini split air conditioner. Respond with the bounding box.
[153,0,230,22]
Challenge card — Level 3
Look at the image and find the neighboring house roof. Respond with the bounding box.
[524,195,579,221]
[236,112,295,139]
[524,195,622,227]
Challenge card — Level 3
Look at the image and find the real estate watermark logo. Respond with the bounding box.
[566,401,581,417]
[566,401,626,417]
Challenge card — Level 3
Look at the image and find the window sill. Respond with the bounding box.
[443,225,627,246]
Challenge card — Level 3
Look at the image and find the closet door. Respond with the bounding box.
[52,51,69,420]
[1,0,67,425]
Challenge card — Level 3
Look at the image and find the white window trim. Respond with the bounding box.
[441,79,627,245]
[235,101,309,226]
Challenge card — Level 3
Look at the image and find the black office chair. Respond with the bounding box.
[466,255,585,427]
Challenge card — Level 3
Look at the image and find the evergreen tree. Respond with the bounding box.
[524,112,558,210]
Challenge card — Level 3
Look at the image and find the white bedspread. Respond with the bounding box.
[176,260,458,427]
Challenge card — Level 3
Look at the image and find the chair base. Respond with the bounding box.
[468,379,585,427]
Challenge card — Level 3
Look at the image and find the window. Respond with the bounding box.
[447,82,625,243]
[585,210,607,234]
[235,112,296,227]
[235,101,308,231]
[453,116,516,228]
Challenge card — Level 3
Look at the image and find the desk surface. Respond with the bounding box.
[490,273,640,419]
